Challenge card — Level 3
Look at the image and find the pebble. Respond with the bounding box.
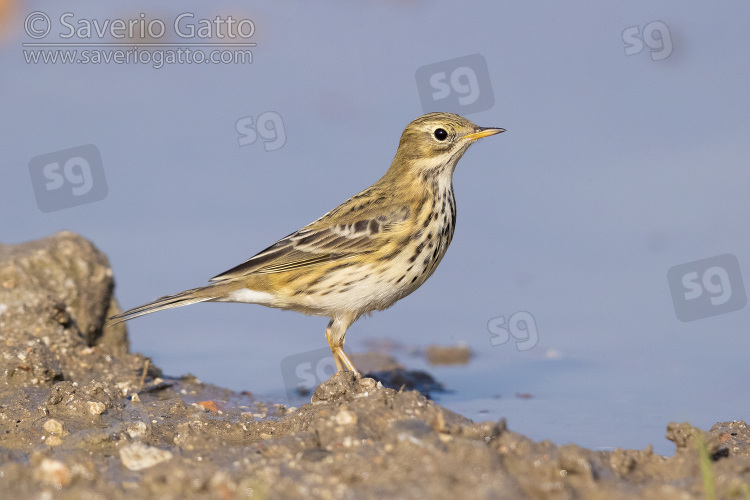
[34,458,71,487]
[119,442,173,471]
[88,401,106,415]
[43,418,67,436]
[425,344,471,366]
[45,435,63,446]
[126,422,147,439]
[335,410,357,426]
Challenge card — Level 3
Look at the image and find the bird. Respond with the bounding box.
[108,112,504,376]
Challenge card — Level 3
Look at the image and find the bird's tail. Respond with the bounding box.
[107,284,223,326]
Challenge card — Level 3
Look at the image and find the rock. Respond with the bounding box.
[119,442,173,471]
[425,343,472,365]
[367,368,445,398]
[42,418,67,436]
[126,421,148,439]
[33,458,71,487]
[87,401,106,415]
[45,436,63,446]
[666,421,705,450]
[708,420,750,459]
[0,232,161,395]
[0,231,127,352]
[335,409,357,426]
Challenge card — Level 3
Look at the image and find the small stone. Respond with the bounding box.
[119,442,173,471]
[429,409,446,433]
[335,410,357,426]
[46,435,63,446]
[126,422,147,439]
[425,344,472,365]
[359,378,378,392]
[196,400,219,412]
[88,401,106,415]
[43,418,67,436]
[35,458,71,487]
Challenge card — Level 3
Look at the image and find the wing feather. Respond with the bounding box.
[210,199,411,281]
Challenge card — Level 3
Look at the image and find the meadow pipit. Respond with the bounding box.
[109,112,504,375]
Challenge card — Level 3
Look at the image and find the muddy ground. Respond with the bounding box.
[1,232,748,499]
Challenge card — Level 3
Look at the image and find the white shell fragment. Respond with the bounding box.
[119,442,173,471]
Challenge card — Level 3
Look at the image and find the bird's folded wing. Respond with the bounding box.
[209,205,410,281]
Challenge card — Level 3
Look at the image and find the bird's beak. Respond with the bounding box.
[464,127,506,141]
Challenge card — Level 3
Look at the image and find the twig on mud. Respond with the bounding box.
[139,359,149,389]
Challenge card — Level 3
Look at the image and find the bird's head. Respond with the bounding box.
[387,112,504,181]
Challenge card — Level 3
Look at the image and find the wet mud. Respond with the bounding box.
[1,232,748,499]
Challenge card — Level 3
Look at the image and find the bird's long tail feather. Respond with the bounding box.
[107,285,223,325]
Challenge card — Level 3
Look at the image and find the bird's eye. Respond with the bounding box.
[433,128,448,141]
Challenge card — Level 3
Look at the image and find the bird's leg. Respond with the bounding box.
[325,316,360,377]
[325,323,346,373]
